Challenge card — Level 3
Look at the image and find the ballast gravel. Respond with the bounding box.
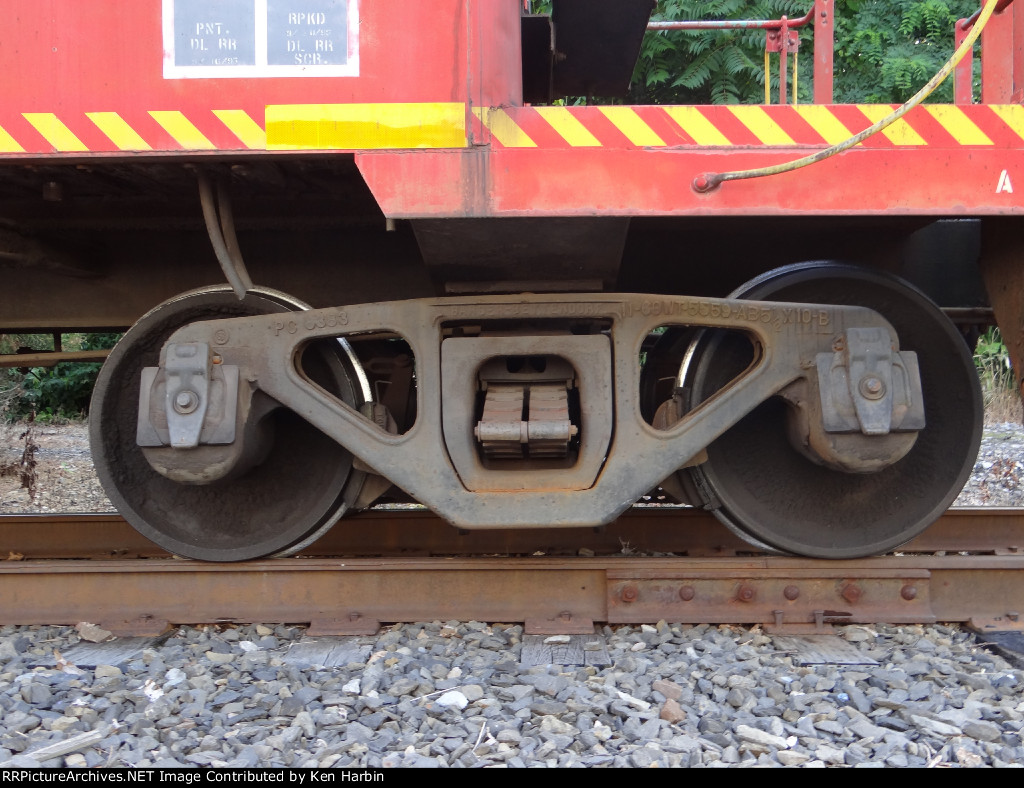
[0,621,1023,768]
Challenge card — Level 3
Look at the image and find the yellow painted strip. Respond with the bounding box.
[990,105,1024,142]
[0,123,25,153]
[268,103,467,150]
[22,113,88,152]
[86,112,152,151]
[663,107,731,146]
[473,107,535,148]
[598,106,665,147]
[148,111,215,150]
[727,106,796,146]
[534,107,600,147]
[857,105,927,145]
[925,106,993,146]
[795,106,855,145]
[213,110,267,149]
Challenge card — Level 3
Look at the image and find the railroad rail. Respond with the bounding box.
[2,508,1023,638]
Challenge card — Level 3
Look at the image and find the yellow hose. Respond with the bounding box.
[792,51,798,105]
[692,0,999,192]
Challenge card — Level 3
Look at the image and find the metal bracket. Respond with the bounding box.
[816,327,925,435]
[137,343,239,449]
[441,335,611,492]
[165,343,211,448]
[765,610,839,635]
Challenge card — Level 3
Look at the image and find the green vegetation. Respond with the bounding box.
[974,327,1014,391]
[530,0,981,105]
[632,0,811,105]
[632,0,981,105]
[973,328,1022,425]
[634,0,980,105]
[834,0,978,103]
[0,333,120,422]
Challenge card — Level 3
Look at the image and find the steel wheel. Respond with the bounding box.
[640,327,698,424]
[681,263,982,559]
[90,287,366,561]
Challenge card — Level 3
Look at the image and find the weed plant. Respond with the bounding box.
[974,327,1022,426]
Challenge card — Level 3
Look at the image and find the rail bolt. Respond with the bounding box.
[783,585,800,601]
[900,585,917,601]
[679,585,695,602]
[621,585,638,603]
[841,583,863,603]
[736,584,756,603]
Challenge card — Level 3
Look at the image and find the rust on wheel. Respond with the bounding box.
[678,263,983,559]
[90,286,366,561]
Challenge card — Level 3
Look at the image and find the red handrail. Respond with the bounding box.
[954,0,1020,103]
[960,0,1015,29]
[646,5,814,32]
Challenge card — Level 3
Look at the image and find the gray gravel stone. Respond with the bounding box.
[963,720,1004,742]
